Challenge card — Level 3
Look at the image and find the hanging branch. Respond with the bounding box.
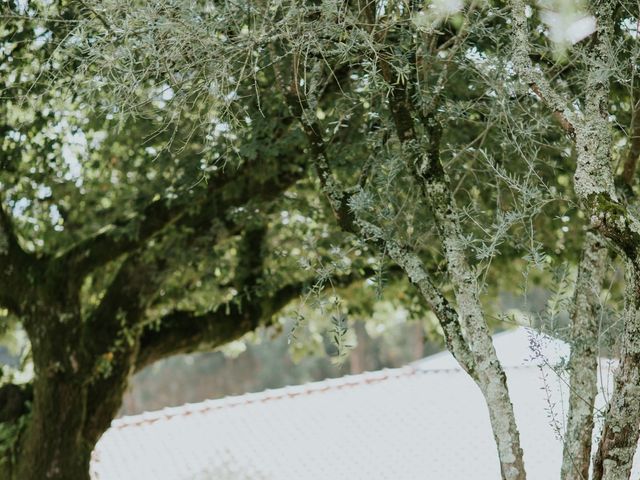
[274,49,479,376]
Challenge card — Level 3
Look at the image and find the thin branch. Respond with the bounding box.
[510,0,577,140]
[354,218,477,373]
[622,90,640,189]
[530,84,576,140]
[77,0,112,33]
[282,60,354,232]
[278,56,478,376]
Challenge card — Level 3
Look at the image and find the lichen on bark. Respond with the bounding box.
[592,263,640,480]
[401,117,526,480]
[561,232,607,480]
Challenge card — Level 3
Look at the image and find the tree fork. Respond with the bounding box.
[284,44,526,477]
[380,49,527,480]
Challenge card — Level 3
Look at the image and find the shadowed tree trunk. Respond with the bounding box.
[0,142,315,478]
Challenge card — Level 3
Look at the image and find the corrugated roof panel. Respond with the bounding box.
[90,328,629,480]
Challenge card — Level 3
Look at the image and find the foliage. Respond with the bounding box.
[2,0,640,479]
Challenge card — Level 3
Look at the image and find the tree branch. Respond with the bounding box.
[510,0,618,218]
[510,0,577,140]
[0,196,40,314]
[379,47,526,479]
[279,57,478,375]
[135,280,306,371]
[82,252,183,440]
[83,152,306,353]
[56,149,305,283]
[90,254,169,343]
[55,174,228,282]
[0,383,33,424]
[621,89,640,189]
[81,148,308,427]
[274,53,355,233]
[135,302,265,372]
[354,218,478,372]
[233,224,268,292]
[134,263,404,371]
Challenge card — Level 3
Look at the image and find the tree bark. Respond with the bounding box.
[390,101,526,479]
[5,304,134,480]
[15,376,92,480]
[592,263,640,480]
[510,2,640,476]
[561,232,608,480]
[12,369,131,480]
[427,191,526,480]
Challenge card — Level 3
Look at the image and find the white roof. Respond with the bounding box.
[91,327,625,480]
[414,327,571,370]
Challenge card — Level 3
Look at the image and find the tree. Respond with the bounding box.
[2,0,640,480]
[1,2,383,478]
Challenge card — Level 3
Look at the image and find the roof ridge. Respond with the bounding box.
[112,362,546,430]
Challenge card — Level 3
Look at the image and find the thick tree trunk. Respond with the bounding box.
[15,376,92,480]
[10,369,129,480]
[5,305,134,480]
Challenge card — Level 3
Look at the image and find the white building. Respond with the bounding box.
[91,328,628,480]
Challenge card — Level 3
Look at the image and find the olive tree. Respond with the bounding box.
[1,2,379,479]
[3,0,640,480]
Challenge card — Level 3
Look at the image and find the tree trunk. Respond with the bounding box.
[14,376,92,480]
[442,232,526,480]
[5,304,134,480]
[592,263,640,480]
[10,367,131,480]
[561,233,607,480]
[416,139,526,480]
